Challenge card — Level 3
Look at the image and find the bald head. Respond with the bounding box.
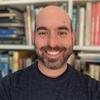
[35,5,71,32]
[36,5,70,20]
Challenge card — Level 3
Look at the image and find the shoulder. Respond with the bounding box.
[69,64,100,99]
[69,64,100,87]
[0,63,36,100]
[0,63,36,87]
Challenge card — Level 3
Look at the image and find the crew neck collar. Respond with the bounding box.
[33,61,73,84]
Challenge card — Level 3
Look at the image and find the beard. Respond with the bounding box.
[35,45,73,70]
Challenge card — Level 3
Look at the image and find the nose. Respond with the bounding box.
[47,32,58,47]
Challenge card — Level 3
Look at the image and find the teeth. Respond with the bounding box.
[47,51,59,55]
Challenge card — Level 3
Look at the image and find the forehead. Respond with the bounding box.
[36,6,71,29]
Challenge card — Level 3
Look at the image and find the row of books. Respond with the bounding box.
[72,1,100,46]
[2,2,100,46]
[68,53,100,81]
[84,63,100,81]
[0,51,35,78]
[0,6,26,45]
[0,3,68,45]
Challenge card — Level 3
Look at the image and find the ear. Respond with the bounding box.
[71,32,76,45]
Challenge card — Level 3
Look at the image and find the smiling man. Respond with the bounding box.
[34,6,75,78]
[0,5,100,100]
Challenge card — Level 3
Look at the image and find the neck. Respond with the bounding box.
[38,61,68,78]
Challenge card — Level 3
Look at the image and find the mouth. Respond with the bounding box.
[47,51,60,56]
[40,46,66,60]
[43,50,63,60]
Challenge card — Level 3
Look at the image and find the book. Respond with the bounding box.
[0,13,21,18]
[90,3,96,45]
[78,7,85,46]
[89,63,100,80]
[0,7,23,23]
[25,5,32,45]
[0,23,24,27]
[84,2,92,46]
[74,58,81,71]
[0,28,24,37]
[61,2,68,12]
[0,52,9,77]
[95,2,100,45]
[72,7,77,32]
[30,4,35,32]
[74,4,80,45]
[0,28,17,35]
[9,51,34,72]
[11,51,20,72]
[94,64,100,80]
[0,37,26,44]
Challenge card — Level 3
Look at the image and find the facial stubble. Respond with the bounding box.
[35,45,73,70]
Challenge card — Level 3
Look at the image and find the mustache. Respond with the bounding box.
[40,45,67,51]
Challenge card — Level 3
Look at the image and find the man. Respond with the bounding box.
[0,5,100,100]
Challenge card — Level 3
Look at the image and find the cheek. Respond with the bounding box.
[60,37,73,47]
[35,38,47,48]
[63,38,73,53]
[61,37,70,44]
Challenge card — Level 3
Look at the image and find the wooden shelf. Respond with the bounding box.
[73,0,99,2]
[78,52,100,58]
[0,0,68,5]
[0,45,100,52]
[0,45,34,50]
[74,46,100,52]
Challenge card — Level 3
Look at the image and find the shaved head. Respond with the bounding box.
[35,5,71,32]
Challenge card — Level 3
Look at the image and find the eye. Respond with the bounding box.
[58,30,68,36]
[37,30,48,36]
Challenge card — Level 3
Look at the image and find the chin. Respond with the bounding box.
[43,59,66,70]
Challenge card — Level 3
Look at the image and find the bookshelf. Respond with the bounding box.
[72,0,100,81]
[0,0,96,50]
[0,0,70,50]
[0,0,100,80]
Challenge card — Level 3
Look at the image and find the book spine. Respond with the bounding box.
[96,2,100,45]
[26,5,32,46]
[11,51,20,72]
[84,2,92,46]
[0,53,9,77]
[30,4,35,32]
[90,3,96,45]
[79,7,85,46]
[72,8,77,33]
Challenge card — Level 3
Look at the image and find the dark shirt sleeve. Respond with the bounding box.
[95,81,100,100]
[86,75,100,100]
[96,90,100,100]
[0,76,11,100]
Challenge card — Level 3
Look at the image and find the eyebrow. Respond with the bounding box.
[36,26,69,32]
[36,27,47,31]
[57,26,69,31]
